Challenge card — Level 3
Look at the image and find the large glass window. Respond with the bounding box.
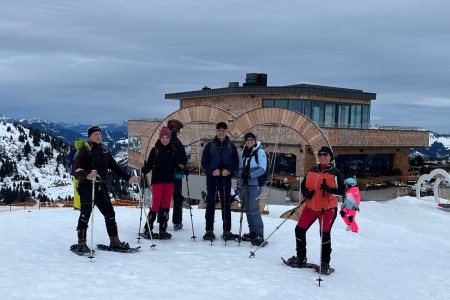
[335,153,394,178]
[269,152,297,176]
[262,99,369,128]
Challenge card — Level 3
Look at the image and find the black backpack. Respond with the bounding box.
[252,147,270,186]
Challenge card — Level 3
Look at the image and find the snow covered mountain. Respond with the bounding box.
[0,120,73,203]
[0,119,131,204]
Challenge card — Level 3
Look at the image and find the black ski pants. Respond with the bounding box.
[76,181,116,230]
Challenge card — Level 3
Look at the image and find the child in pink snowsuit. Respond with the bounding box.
[340,178,361,233]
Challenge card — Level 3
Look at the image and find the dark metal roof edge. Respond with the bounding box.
[165,86,377,100]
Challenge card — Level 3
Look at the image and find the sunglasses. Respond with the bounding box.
[318,152,329,157]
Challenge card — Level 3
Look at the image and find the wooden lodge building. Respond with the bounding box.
[128,73,429,180]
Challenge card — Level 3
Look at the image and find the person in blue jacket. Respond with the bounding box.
[201,122,239,241]
[237,132,267,246]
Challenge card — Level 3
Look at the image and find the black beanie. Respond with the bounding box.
[244,132,257,140]
[88,125,101,137]
[318,146,334,160]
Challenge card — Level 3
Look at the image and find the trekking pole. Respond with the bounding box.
[222,173,228,246]
[133,170,156,248]
[317,179,326,287]
[136,171,144,243]
[185,174,197,241]
[238,183,247,246]
[249,198,306,258]
[88,170,100,260]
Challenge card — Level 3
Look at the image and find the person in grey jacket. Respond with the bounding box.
[237,132,267,246]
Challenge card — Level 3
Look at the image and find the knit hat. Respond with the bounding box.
[244,132,257,140]
[159,126,171,140]
[88,125,101,137]
[318,146,334,160]
[167,119,183,132]
[216,122,228,130]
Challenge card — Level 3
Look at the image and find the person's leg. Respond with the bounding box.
[172,179,184,226]
[319,208,337,264]
[220,177,232,232]
[246,185,264,235]
[205,176,217,231]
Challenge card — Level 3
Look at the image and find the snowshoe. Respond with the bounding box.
[222,231,238,241]
[159,231,172,240]
[281,256,318,269]
[203,230,216,241]
[173,223,183,231]
[70,243,94,256]
[97,244,141,253]
[314,262,335,275]
[241,232,256,242]
[251,234,265,246]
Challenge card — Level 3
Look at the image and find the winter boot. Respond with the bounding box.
[285,256,309,268]
[251,234,265,246]
[241,232,256,242]
[159,230,172,240]
[222,231,238,241]
[173,223,183,231]
[75,228,91,252]
[203,230,216,241]
[107,225,131,250]
[318,262,333,274]
[143,210,157,238]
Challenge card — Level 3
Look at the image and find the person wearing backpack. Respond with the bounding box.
[237,132,267,246]
[73,126,139,252]
[201,122,239,241]
[141,126,179,240]
[67,139,90,210]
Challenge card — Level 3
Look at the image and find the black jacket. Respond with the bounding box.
[141,141,178,184]
[171,132,188,167]
[74,141,130,184]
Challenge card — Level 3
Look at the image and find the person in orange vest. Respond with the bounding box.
[284,146,345,274]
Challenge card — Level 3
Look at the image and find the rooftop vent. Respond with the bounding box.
[243,73,267,87]
[228,82,239,87]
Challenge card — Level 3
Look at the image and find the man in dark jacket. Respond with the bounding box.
[72,125,138,252]
[167,119,188,231]
[201,122,239,241]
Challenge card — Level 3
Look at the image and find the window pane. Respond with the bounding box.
[324,104,335,127]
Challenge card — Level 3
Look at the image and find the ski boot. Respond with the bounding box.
[203,230,216,241]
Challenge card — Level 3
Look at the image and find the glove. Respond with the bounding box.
[339,209,346,218]
[241,171,250,181]
[320,182,331,193]
[303,190,315,199]
[183,168,190,176]
[175,173,184,180]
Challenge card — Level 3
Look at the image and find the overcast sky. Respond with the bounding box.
[1,0,449,133]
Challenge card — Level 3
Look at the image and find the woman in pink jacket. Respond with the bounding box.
[340,178,361,233]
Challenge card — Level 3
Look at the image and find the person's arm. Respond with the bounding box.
[201,142,213,175]
[141,148,155,174]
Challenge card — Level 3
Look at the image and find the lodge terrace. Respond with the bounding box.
[127,73,429,182]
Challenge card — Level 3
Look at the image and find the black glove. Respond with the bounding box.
[303,190,315,199]
[241,171,250,181]
[320,182,331,193]
[339,209,346,218]
[348,215,354,223]
[183,168,190,176]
